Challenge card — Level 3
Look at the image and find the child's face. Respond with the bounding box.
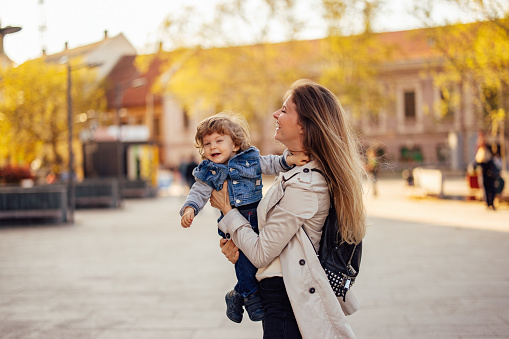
[202,132,240,164]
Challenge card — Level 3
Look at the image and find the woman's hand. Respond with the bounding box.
[210,181,232,215]
[219,238,239,264]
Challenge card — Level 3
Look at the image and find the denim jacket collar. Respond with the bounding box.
[193,146,259,191]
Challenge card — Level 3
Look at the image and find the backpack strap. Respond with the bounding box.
[311,168,325,177]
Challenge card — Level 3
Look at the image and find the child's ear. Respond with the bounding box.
[233,145,240,152]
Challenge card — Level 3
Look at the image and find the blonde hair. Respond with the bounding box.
[475,146,492,163]
[287,79,366,244]
[194,112,251,159]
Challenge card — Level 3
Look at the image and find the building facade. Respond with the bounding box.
[39,27,506,174]
[158,28,492,172]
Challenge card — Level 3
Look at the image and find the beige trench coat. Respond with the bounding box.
[218,160,359,339]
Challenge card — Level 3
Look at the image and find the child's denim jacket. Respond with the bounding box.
[180,147,292,216]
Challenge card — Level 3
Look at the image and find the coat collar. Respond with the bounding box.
[281,159,320,182]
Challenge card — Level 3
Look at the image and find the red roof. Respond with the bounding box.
[105,55,164,109]
[376,29,443,62]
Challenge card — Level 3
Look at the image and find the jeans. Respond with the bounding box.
[218,201,259,298]
[259,277,302,339]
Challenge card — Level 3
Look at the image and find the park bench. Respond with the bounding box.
[411,167,444,198]
[123,179,156,198]
[75,178,120,208]
[0,185,68,223]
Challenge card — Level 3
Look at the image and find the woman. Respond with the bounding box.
[210,79,366,338]
[473,145,500,210]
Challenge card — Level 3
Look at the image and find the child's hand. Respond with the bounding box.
[287,152,310,166]
[181,207,195,228]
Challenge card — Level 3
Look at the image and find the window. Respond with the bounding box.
[154,117,161,138]
[404,91,416,119]
[400,145,423,162]
[436,143,449,165]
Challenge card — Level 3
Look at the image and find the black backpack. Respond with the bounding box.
[310,169,363,301]
[318,204,362,301]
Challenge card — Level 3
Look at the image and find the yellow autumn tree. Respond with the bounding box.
[411,0,509,167]
[0,58,106,176]
[319,0,393,118]
[413,0,509,125]
[144,0,319,144]
[142,0,392,144]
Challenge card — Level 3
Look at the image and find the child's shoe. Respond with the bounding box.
[225,290,244,323]
[244,292,265,321]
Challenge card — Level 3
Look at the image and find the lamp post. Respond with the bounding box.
[115,78,147,206]
[66,60,75,223]
[115,83,124,207]
[62,56,101,223]
[0,24,22,68]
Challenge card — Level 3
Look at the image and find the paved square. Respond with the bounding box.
[1,179,508,338]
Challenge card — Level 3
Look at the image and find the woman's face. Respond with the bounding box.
[272,95,304,151]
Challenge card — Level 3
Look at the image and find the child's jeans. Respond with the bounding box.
[218,201,259,298]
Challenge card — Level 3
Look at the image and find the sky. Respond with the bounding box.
[0,0,472,66]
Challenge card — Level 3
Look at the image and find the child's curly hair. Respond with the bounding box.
[194,112,251,159]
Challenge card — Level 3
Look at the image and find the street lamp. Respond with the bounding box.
[66,58,74,223]
[0,24,22,68]
[61,56,101,223]
[115,78,147,205]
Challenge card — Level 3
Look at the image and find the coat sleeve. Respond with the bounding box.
[259,150,293,175]
[179,178,213,216]
[218,181,319,268]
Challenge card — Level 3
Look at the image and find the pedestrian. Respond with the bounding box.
[365,147,380,197]
[180,112,308,324]
[210,80,366,338]
[473,145,500,210]
[184,156,198,189]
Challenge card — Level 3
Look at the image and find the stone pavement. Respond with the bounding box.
[0,178,508,339]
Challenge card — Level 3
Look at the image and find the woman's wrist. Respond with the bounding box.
[222,205,233,215]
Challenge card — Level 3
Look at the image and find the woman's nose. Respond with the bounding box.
[273,109,280,119]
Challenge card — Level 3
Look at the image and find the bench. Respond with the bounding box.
[123,179,156,199]
[75,178,120,208]
[0,185,68,223]
[411,167,444,198]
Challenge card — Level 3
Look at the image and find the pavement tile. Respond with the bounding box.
[389,323,504,337]
[1,179,509,338]
[3,329,101,339]
[192,326,263,339]
[97,329,194,339]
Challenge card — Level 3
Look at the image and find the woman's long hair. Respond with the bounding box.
[287,79,366,244]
